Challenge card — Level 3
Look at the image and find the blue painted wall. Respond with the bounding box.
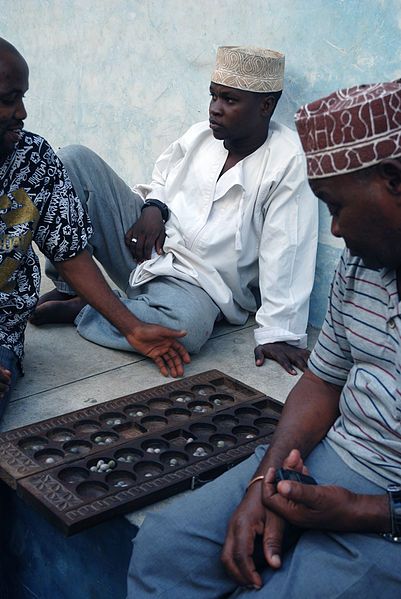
[2,0,400,325]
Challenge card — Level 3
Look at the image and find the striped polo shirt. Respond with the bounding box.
[309,249,401,488]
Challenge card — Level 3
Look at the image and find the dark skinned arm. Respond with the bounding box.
[221,368,342,589]
[56,250,190,377]
[263,467,389,534]
[255,342,310,375]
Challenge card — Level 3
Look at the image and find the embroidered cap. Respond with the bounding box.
[211,46,285,93]
[295,81,401,179]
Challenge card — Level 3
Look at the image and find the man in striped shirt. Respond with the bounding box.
[127,83,401,598]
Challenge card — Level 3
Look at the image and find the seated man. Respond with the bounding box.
[32,46,318,375]
[0,38,190,419]
[126,81,401,598]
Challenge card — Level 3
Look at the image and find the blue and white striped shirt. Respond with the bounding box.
[309,249,401,488]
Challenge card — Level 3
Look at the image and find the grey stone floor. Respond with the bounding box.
[0,255,319,525]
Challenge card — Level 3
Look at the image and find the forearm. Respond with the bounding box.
[350,493,390,533]
[56,250,141,337]
[254,283,310,347]
[254,369,341,476]
[256,167,317,348]
[265,472,391,534]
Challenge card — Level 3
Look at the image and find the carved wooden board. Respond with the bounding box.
[0,370,282,535]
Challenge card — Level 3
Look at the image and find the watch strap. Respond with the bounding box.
[141,199,169,222]
[383,484,401,543]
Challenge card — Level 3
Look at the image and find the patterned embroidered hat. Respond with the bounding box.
[295,81,401,179]
[211,46,285,93]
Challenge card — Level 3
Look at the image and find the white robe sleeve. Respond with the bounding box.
[254,152,318,348]
[132,137,186,204]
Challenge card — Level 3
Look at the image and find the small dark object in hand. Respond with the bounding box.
[275,468,317,486]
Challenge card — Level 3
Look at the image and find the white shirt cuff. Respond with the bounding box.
[132,184,165,204]
[254,326,307,348]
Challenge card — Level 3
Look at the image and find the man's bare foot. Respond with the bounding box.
[35,288,75,309]
[30,295,87,325]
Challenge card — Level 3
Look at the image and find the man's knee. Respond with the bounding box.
[132,511,182,564]
[169,308,213,354]
[177,301,218,354]
[58,144,100,172]
[128,511,188,597]
[182,325,214,354]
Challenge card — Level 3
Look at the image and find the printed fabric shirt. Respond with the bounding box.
[0,131,92,363]
[308,249,401,488]
[131,121,318,347]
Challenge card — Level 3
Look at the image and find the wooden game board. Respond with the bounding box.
[0,370,282,535]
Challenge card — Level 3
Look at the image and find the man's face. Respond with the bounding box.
[209,82,268,143]
[310,169,401,269]
[0,50,28,162]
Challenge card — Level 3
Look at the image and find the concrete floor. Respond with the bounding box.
[1,258,319,432]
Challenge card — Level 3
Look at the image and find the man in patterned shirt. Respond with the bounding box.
[0,38,190,420]
[127,82,401,598]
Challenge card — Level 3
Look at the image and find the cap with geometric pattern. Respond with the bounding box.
[295,81,401,179]
[211,46,285,93]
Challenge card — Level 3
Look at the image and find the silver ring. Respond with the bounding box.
[131,237,138,243]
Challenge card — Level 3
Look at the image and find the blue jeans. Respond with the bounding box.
[48,145,220,354]
[0,346,18,421]
[127,441,401,598]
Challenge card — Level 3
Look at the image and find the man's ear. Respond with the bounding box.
[260,95,276,119]
[377,159,401,196]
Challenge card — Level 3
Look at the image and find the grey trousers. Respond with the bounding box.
[127,440,401,599]
[48,146,220,354]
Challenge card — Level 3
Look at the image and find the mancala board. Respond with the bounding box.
[0,370,282,535]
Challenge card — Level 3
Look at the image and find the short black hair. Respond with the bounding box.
[353,157,401,182]
[0,38,22,58]
[259,90,282,107]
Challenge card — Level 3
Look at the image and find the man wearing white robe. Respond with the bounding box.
[33,46,318,374]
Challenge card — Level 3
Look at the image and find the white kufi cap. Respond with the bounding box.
[211,46,285,93]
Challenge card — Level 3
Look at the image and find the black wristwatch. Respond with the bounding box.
[141,199,169,223]
[382,484,401,543]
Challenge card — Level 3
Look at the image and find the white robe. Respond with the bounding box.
[130,120,318,348]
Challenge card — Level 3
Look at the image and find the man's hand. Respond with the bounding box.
[255,342,310,375]
[263,468,389,533]
[221,449,307,589]
[280,448,309,476]
[126,323,190,378]
[55,251,190,378]
[0,365,11,400]
[125,206,165,263]
[221,485,284,590]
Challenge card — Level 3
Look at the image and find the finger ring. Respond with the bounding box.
[131,237,138,243]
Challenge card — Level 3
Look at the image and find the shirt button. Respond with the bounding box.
[388,319,396,329]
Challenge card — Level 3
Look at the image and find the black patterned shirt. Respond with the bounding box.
[0,131,92,362]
